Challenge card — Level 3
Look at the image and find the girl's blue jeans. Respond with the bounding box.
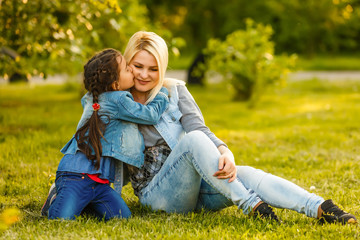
[138,131,324,218]
[48,172,131,220]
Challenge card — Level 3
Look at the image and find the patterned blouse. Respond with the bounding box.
[126,85,226,196]
[127,144,171,196]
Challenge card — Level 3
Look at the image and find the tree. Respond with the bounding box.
[205,20,296,106]
[141,0,360,56]
[0,0,150,81]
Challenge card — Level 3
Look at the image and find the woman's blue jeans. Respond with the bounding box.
[48,172,131,220]
[138,131,324,218]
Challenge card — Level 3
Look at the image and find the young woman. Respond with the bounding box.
[120,31,357,224]
[44,48,169,220]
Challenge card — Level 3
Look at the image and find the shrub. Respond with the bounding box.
[205,19,297,106]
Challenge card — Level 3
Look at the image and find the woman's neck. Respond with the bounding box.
[130,89,148,104]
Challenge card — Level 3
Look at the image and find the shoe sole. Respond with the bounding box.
[40,184,56,216]
[347,218,358,224]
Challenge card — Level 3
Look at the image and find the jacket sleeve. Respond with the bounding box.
[114,87,169,125]
[80,94,87,109]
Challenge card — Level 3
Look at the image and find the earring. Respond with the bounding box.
[112,81,119,90]
[116,82,121,90]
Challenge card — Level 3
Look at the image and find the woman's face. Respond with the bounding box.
[129,50,159,93]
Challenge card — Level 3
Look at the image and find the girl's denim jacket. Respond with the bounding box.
[59,88,169,173]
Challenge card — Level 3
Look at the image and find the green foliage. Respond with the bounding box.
[205,19,296,106]
[1,79,360,239]
[0,0,150,79]
[266,0,360,56]
[141,0,360,56]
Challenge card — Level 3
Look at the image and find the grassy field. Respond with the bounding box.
[0,79,359,239]
[169,53,360,70]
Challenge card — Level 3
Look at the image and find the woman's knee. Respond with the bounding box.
[182,131,216,151]
[184,130,207,141]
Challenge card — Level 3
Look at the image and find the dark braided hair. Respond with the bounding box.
[75,48,122,169]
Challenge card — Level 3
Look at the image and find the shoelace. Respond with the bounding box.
[323,205,346,217]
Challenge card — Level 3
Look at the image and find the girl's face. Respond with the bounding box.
[115,56,134,91]
[128,50,159,94]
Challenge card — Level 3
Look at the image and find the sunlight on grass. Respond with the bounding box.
[0,79,359,239]
[0,208,21,232]
[297,55,360,70]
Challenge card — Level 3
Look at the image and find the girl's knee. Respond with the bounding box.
[114,204,131,219]
[48,207,77,220]
[106,194,131,219]
[104,210,131,221]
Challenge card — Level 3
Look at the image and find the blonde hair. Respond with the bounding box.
[124,31,169,104]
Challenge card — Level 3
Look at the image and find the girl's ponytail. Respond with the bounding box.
[75,49,121,169]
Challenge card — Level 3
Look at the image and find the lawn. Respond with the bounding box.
[0,79,359,239]
[169,53,360,71]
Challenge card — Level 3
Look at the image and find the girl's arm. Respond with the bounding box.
[114,87,169,125]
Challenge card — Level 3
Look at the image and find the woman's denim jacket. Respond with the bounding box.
[154,83,186,149]
[60,88,169,170]
[114,83,185,191]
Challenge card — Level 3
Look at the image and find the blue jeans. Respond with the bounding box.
[138,131,324,218]
[48,172,131,220]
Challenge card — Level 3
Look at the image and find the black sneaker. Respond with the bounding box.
[319,199,357,224]
[41,183,57,217]
[253,202,280,223]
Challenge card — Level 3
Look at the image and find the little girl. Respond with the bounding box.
[46,48,169,220]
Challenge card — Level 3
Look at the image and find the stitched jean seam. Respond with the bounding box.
[188,151,232,201]
[140,151,190,200]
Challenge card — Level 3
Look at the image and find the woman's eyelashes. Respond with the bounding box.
[133,64,158,72]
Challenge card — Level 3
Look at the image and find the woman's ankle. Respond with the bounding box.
[317,203,324,218]
[253,201,264,213]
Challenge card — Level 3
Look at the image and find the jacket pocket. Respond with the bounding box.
[117,122,143,157]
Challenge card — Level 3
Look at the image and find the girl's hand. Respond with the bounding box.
[213,146,237,183]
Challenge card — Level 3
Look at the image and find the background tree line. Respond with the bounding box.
[0,0,152,80]
[1,0,359,81]
[143,0,360,56]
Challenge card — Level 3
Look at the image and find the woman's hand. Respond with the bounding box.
[213,145,237,183]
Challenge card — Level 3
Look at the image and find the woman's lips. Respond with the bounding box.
[136,79,149,85]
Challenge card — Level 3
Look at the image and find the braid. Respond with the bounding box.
[75,48,121,169]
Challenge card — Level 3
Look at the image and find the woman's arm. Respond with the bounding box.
[177,85,237,182]
[114,87,169,125]
[178,85,226,147]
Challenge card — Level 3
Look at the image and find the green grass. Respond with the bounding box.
[1,79,360,239]
[170,52,360,70]
[297,54,360,71]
